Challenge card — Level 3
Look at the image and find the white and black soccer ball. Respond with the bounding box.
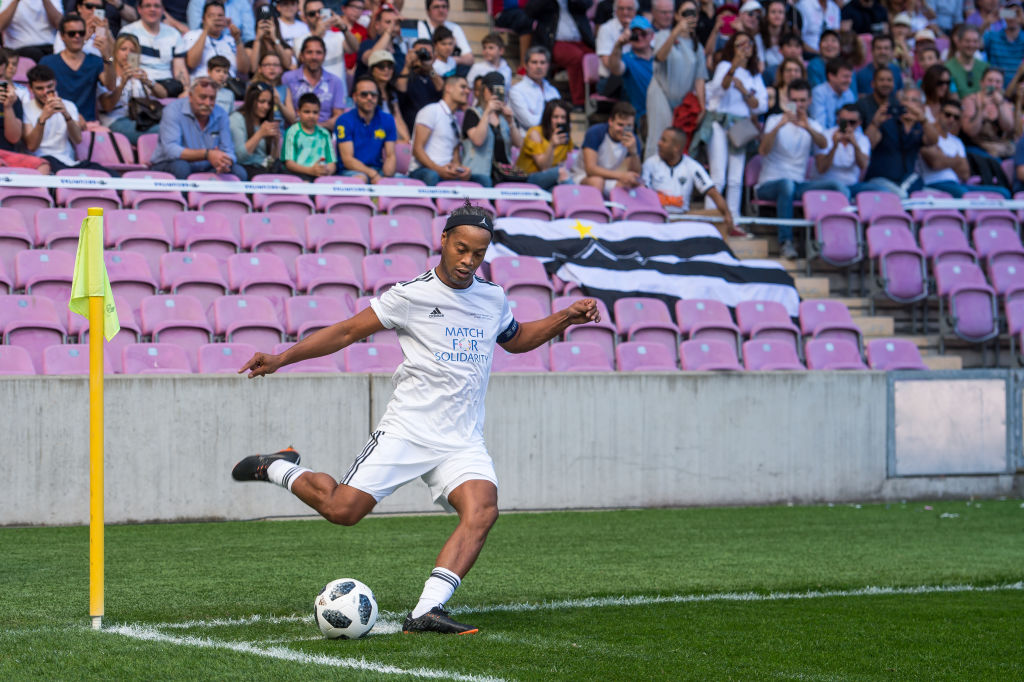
[314,578,379,639]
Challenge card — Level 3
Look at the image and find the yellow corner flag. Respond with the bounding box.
[69,208,120,340]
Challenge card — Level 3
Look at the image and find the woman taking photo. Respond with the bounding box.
[251,51,296,125]
[99,34,168,144]
[961,67,1016,160]
[646,0,708,160]
[697,31,767,221]
[515,98,572,189]
[229,81,283,180]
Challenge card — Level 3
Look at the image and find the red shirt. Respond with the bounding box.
[345,23,369,69]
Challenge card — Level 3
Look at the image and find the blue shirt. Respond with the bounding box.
[983,29,1024,85]
[807,57,827,89]
[282,68,348,123]
[150,98,237,166]
[865,118,922,184]
[186,0,255,43]
[39,53,104,121]
[854,62,903,97]
[810,82,856,128]
[620,52,653,118]
[1014,136,1024,192]
[335,107,397,170]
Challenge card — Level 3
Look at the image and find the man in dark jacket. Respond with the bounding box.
[525,0,595,109]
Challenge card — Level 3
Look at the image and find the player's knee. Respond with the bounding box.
[467,502,498,533]
[322,504,366,527]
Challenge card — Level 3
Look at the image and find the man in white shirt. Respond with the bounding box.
[0,0,62,63]
[509,46,560,131]
[233,203,601,636]
[920,98,1011,198]
[410,74,487,186]
[754,78,848,259]
[21,62,98,172]
[120,0,188,96]
[571,100,642,196]
[595,0,636,92]
[304,0,349,83]
[642,126,739,238]
[416,0,473,75]
[812,103,893,197]
[797,0,841,53]
[180,0,249,79]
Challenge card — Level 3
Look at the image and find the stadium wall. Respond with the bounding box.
[1,372,1017,526]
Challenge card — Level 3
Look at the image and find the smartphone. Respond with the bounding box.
[558,122,570,138]
[257,4,275,21]
[400,18,419,41]
[1000,7,1017,19]
[94,7,105,20]
[319,7,332,19]
[784,101,797,114]
[126,53,140,70]
[491,84,505,100]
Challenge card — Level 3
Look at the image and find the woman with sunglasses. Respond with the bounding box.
[368,49,410,142]
[646,0,708,162]
[230,81,283,179]
[98,33,166,143]
[251,51,296,125]
[922,63,953,123]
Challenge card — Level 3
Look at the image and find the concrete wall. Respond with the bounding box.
[1,372,1015,526]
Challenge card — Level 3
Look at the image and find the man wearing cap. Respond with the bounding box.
[232,201,602,637]
[336,74,397,182]
[595,0,637,95]
[608,16,655,121]
[797,0,841,54]
[840,0,888,35]
[984,3,1024,85]
[855,34,903,95]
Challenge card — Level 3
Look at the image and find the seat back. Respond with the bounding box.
[212,295,285,346]
[866,338,928,370]
[615,341,677,371]
[549,341,614,372]
[799,299,855,335]
[343,342,403,372]
[42,343,113,374]
[613,297,673,335]
[15,249,75,301]
[361,253,423,294]
[197,342,258,373]
[226,252,295,298]
[285,295,353,338]
[0,344,36,374]
[804,338,867,370]
[679,339,742,371]
[934,261,988,297]
[122,343,193,374]
[742,339,804,370]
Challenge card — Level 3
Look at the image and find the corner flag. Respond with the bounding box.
[69,209,120,340]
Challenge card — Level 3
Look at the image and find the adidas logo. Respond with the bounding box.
[428,307,444,318]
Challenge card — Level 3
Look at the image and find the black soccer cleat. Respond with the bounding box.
[402,607,478,635]
[231,447,300,482]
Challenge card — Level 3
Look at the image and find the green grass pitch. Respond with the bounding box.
[3,500,1023,680]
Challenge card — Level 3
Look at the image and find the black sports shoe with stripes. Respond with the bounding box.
[231,447,300,482]
[402,607,478,635]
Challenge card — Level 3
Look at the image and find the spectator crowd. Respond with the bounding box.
[3,0,1024,256]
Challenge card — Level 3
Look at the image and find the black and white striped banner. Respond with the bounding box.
[486,218,801,317]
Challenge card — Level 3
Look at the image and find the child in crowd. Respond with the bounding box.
[207,55,236,114]
[465,33,513,97]
[283,92,337,180]
[431,26,458,79]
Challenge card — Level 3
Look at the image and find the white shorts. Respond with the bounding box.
[340,431,498,507]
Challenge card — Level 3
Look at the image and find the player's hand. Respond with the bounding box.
[563,298,601,325]
[239,352,283,378]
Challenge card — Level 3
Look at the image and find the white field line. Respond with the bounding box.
[146,581,1024,631]
[104,623,505,682]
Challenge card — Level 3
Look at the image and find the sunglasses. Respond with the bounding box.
[304,10,319,17]
[356,90,379,98]
[938,79,951,85]
[83,3,103,9]
[372,62,394,68]
[943,111,961,120]
[681,9,697,17]
[64,29,86,37]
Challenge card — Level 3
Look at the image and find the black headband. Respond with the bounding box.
[443,212,494,234]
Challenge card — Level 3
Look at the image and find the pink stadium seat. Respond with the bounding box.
[680,339,743,371]
[104,250,159,316]
[549,341,614,371]
[801,190,863,272]
[272,342,340,373]
[610,186,668,223]
[0,258,11,293]
[197,342,257,373]
[865,338,928,371]
[742,339,805,370]
[34,207,86,253]
[136,133,159,166]
[552,185,611,223]
[0,295,66,371]
[294,253,361,303]
[121,170,187,236]
[933,262,999,350]
[159,251,229,313]
[239,214,305,278]
[615,341,677,371]
[494,182,555,220]
[506,295,547,325]
[429,216,447,252]
[987,261,1024,302]
[105,208,173,275]
[674,299,740,356]
[187,172,250,215]
[343,342,403,372]
[15,249,75,303]
[489,256,554,315]
[436,181,495,215]
[250,173,316,221]
[0,344,36,374]
[394,141,412,175]
[963,191,1017,232]
[55,168,121,212]
[140,294,214,371]
[226,252,295,300]
[377,177,436,228]
[361,253,422,295]
[353,295,399,345]
[0,207,32,276]
[910,189,967,235]
[173,211,240,262]
[306,214,371,275]
[553,295,617,358]
[42,343,113,375]
[799,299,864,354]
[804,338,867,370]
[856,191,913,232]
[612,297,678,352]
[734,300,801,354]
[313,175,376,221]
[74,130,144,172]
[0,168,54,228]
[370,215,433,267]
[582,52,616,117]
[212,295,285,347]
[491,344,549,372]
[918,225,976,267]
[866,225,928,304]
[971,225,1024,269]
[121,343,193,374]
[77,294,142,373]
[285,295,352,338]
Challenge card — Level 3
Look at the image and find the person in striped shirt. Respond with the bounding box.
[282,92,337,180]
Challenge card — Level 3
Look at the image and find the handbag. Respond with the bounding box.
[128,81,163,131]
[492,161,528,184]
[726,116,760,148]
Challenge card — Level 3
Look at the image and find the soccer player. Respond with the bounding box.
[232,203,601,635]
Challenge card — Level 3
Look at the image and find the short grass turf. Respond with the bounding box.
[2,500,1023,680]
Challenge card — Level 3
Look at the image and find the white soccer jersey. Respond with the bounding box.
[370,269,517,451]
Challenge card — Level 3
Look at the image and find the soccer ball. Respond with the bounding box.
[314,578,379,639]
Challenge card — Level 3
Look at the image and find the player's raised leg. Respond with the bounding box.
[403,479,498,635]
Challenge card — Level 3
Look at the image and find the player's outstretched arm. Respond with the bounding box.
[499,298,601,354]
[239,307,387,378]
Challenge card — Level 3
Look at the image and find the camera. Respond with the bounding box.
[415,48,432,63]
[630,29,643,41]
[257,4,276,21]
[889,103,906,118]
[838,120,850,132]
